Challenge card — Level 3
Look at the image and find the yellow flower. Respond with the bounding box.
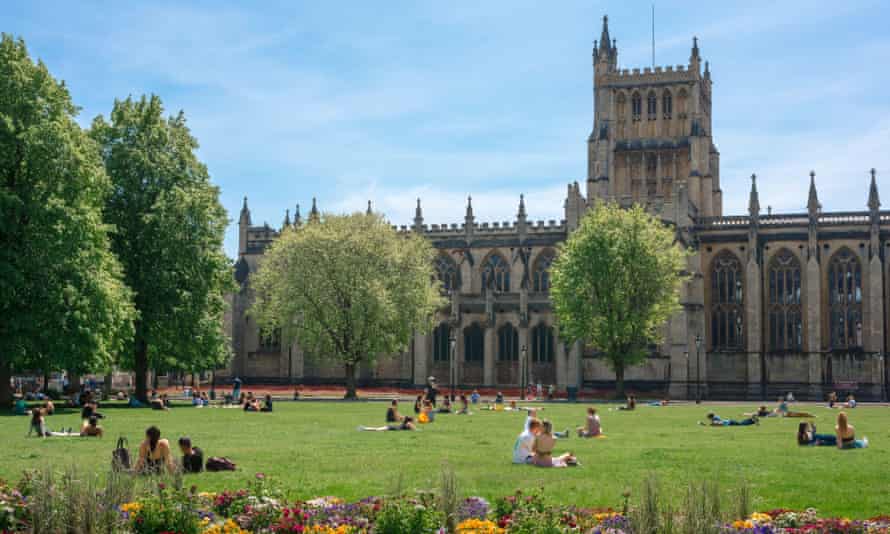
[732,520,754,529]
[456,518,505,534]
[120,502,142,514]
[749,512,772,524]
[202,518,251,534]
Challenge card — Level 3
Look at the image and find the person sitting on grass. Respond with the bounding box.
[244,396,261,412]
[495,392,504,405]
[845,394,857,408]
[457,394,469,415]
[775,397,813,418]
[81,400,104,420]
[385,400,405,426]
[438,397,453,413]
[134,426,176,475]
[827,391,839,408]
[618,395,636,411]
[293,386,301,401]
[359,416,416,431]
[470,389,480,405]
[178,437,204,473]
[835,411,868,449]
[413,395,422,415]
[532,420,578,467]
[28,407,47,437]
[700,412,758,427]
[421,400,435,423]
[512,417,540,464]
[260,394,273,412]
[150,394,168,411]
[797,421,835,446]
[43,400,55,416]
[80,416,103,437]
[577,407,603,438]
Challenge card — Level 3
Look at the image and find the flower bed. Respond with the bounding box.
[2,473,889,533]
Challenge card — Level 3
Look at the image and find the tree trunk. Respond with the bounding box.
[344,362,357,399]
[103,372,113,398]
[42,370,50,394]
[0,358,12,407]
[615,364,626,399]
[135,335,149,403]
[66,371,81,395]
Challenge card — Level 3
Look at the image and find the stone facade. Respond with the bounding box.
[226,16,889,400]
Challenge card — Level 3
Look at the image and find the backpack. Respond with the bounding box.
[112,437,130,471]
[205,456,237,472]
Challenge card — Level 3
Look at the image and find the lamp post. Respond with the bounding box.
[520,344,528,400]
[449,331,457,401]
[695,334,703,404]
[684,351,689,400]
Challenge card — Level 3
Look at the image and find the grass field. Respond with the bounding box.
[2,400,889,517]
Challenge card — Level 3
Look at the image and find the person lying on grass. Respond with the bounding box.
[438,397,453,413]
[28,407,47,437]
[385,399,405,426]
[179,436,204,472]
[835,411,868,449]
[699,412,758,426]
[532,420,578,467]
[744,405,777,418]
[577,407,603,438]
[617,395,636,411]
[775,397,814,418]
[797,421,835,446]
[359,416,416,431]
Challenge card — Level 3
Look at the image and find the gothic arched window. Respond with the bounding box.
[662,90,673,119]
[532,251,554,292]
[710,251,744,350]
[498,323,519,361]
[433,322,451,362]
[647,91,657,120]
[677,88,688,115]
[434,254,461,291]
[768,249,802,351]
[828,248,863,349]
[616,92,627,120]
[464,323,484,362]
[631,92,642,121]
[531,323,554,363]
[482,253,510,292]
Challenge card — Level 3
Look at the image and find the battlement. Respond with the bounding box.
[391,219,567,236]
[603,64,697,87]
[695,210,890,231]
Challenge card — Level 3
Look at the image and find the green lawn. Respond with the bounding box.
[2,400,889,517]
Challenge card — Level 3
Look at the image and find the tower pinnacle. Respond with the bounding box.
[807,171,820,215]
[366,200,372,215]
[868,168,881,212]
[294,204,302,226]
[748,174,760,217]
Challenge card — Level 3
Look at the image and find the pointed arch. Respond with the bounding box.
[498,322,519,361]
[616,91,627,120]
[662,89,673,119]
[463,323,484,362]
[433,322,452,362]
[709,250,744,350]
[647,90,657,120]
[677,88,688,114]
[768,249,802,351]
[532,249,555,292]
[434,253,461,291]
[531,323,554,363]
[631,92,642,121]
[482,251,510,292]
[828,247,863,349]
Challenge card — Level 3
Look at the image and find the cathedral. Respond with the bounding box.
[227,16,889,400]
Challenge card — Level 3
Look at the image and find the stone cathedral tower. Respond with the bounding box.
[587,16,722,220]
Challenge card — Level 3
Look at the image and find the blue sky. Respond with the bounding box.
[5,1,889,258]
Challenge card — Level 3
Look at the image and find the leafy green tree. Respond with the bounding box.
[91,95,233,402]
[250,213,443,399]
[550,203,687,397]
[0,34,135,404]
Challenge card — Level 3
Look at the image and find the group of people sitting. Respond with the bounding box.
[191,390,211,407]
[132,426,205,474]
[240,392,273,412]
[27,399,104,438]
[513,409,578,467]
[827,392,857,409]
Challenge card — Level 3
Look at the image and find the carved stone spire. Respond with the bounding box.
[294,204,302,226]
[868,168,881,213]
[413,198,424,232]
[517,194,527,220]
[464,195,475,236]
[282,208,290,229]
[239,196,251,225]
[748,174,760,218]
[807,171,820,218]
[309,197,320,223]
[366,200,373,215]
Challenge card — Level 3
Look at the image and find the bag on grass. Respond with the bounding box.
[206,456,237,471]
[112,436,130,471]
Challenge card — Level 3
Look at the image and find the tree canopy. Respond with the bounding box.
[550,202,687,397]
[0,34,135,403]
[90,95,233,401]
[250,212,443,398]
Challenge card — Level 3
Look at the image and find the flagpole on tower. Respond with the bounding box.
[652,3,656,68]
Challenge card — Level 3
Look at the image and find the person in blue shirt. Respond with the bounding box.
[470,389,480,405]
[700,412,758,426]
